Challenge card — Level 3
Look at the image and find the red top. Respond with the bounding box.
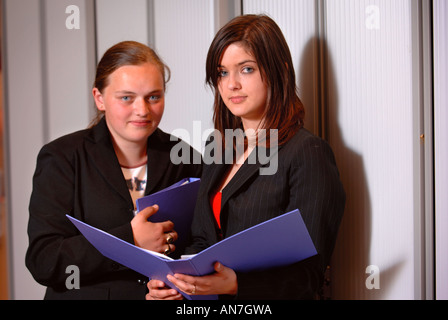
[210,191,222,229]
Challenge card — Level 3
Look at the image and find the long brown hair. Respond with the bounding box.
[206,14,305,147]
[89,41,171,127]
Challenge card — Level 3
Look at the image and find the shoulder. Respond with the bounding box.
[36,118,112,165]
[284,128,332,151]
[39,127,92,156]
[32,127,96,177]
[286,128,324,146]
[279,128,337,165]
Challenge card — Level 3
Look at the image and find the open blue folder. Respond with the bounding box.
[136,177,200,254]
[67,209,317,300]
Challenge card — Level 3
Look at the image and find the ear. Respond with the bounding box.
[92,88,105,111]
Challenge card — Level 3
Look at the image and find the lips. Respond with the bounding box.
[229,96,247,104]
[130,120,151,127]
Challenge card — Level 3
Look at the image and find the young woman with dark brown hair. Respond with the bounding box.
[147,15,345,300]
[26,41,201,299]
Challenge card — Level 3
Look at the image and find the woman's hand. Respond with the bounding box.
[130,205,178,253]
[146,279,184,300]
[167,262,238,297]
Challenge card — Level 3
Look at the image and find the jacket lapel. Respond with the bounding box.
[144,129,171,195]
[206,162,229,195]
[85,118,132,204]
[220,154,261,208]
[220,145,281,208]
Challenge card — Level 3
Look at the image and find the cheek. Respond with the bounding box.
[151,102,165,120]
[253,80,268,101]
[105,107,127,126]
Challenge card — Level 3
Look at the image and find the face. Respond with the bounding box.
[217,42,268,130]
[93,62,165,148]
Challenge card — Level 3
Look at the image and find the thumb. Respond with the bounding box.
[214,262,223,273]
[138,204,159,220]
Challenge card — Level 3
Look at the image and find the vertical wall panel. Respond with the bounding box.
[95,0,150,60]
[213,0,242,32]
[4,0,96,299]
[44,0,96,141]
[434,0,448,300]
[325,0,415,299]
[243,0,320,134]
[4,0,47,300]
[153,0,214,153]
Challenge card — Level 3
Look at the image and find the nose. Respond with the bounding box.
[227,73,241,91]
[134,98,149,116]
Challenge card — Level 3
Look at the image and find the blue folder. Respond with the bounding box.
[67,208,317,300]
[136,177,200,253]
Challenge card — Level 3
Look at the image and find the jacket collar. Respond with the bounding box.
[145,128,172,195]
[220,145,280,208]
[84,117,172,204]
[204,136,281,210]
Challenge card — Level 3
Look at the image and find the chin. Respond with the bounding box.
[130,128,157,141]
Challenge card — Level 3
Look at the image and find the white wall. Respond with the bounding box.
[151,0,215,148]
[95,0,150,59]
[3,0,442,300]
[324,0,417,299]
[235,0,434,300]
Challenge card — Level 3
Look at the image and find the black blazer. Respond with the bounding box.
[185,128,345,299]
[26,118,202,300]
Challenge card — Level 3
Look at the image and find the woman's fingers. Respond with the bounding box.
[167,274,198,295]
[146,279,183,300]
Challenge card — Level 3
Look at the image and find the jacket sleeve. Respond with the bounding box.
[234,135,345,300]
[25,143,134,290]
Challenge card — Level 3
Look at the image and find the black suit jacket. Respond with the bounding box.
[26,118,202,299]
[185,128,345,299]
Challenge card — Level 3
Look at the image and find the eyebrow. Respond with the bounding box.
[115,89,163,95]
[115,90,135,95]
[218,60,258,68]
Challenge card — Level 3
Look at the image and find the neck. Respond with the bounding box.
[112,139,147,168]
[241,116,265,134]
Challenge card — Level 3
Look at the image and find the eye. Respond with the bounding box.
[242,66,254,74]
[217,70,228,78]
[148,95,161,102]
[121,96,131,102]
